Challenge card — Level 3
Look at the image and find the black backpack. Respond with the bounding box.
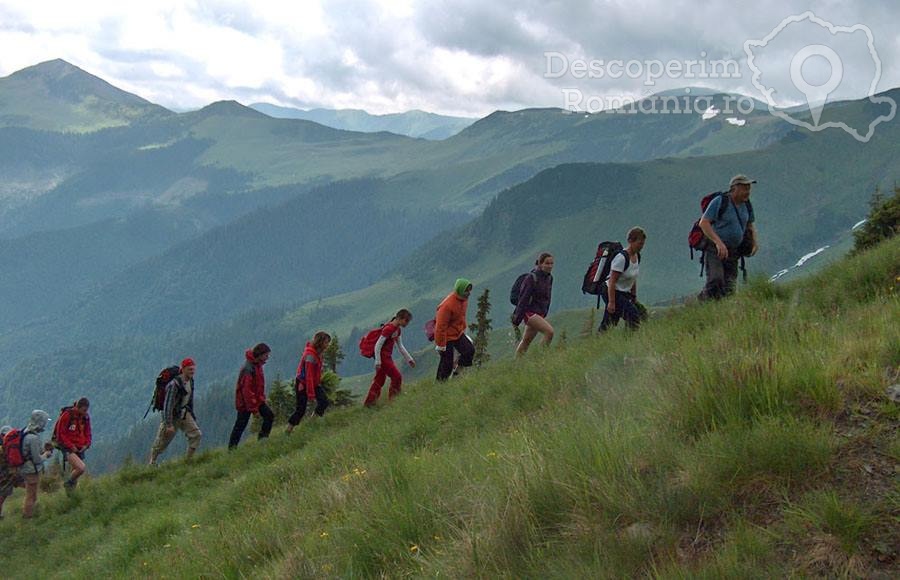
[509,272,537,306]
[143,366,181,419]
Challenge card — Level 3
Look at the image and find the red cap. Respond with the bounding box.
[181,357,196,369]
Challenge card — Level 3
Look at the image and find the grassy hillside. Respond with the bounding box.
[1,236,896,578]
[2,91,895,442]
[0,59,171,132]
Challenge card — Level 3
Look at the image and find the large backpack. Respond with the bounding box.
[2,428,26,468]
[688,192,754,277]
[688,192,727,252]
[582,241,639,308]
[143,365,181,419]
[51,405,72,447]
[359,325,385,358]
[509,272,537,306]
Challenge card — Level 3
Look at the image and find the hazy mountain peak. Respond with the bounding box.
[195,100,269,119]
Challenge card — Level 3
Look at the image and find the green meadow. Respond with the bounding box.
[1,236,897,578]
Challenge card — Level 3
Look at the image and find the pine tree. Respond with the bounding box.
[468,288,493,367]
[323,333,345,373]
[322,370,357,407]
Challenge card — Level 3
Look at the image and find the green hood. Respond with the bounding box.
[454,278,472,298]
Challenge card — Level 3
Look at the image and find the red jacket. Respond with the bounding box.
[296,342,323,399]
[54,405,92,451]
[235,350,266,413]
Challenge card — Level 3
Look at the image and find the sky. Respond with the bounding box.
[0,0,897,117]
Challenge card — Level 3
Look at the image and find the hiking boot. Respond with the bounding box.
[63,479,76,494]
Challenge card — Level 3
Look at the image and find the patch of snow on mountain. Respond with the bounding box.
[794,246,830,268]
[702,107,720,120]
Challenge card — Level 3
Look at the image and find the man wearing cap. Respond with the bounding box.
[148,358,201,465]
[698,174,758,300]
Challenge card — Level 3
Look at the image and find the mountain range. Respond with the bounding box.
[0,58,896,465]
[249,102,475,139]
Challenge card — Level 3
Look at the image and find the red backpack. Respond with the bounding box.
[359,325,385,358]
[2,428,26,468]
[143,365,182,419]
[688,192,727,252]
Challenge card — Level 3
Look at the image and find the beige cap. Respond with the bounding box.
[730,174,757,187]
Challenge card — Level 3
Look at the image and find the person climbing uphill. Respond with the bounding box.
[229,344,275,448]
[512,252,555,355]
[434,278,475,381]
[363,309,416,407]
[287,332,332,432]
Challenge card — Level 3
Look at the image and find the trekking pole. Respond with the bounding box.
[142,398,154,420]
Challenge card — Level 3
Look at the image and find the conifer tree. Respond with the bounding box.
[468,288,493,367]
[323,333,345,373]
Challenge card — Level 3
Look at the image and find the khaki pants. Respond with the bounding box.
[22,473,39,518]
[150,412,202,463]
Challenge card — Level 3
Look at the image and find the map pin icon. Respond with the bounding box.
[790,44,843,126]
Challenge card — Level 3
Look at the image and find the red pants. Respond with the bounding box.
[364,358,402,406]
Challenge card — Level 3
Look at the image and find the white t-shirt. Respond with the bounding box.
[607,252,640,292]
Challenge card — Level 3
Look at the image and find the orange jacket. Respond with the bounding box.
[434,292,469,347]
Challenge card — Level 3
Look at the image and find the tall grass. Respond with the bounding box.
[1,237,897,578]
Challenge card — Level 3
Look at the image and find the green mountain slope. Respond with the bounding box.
[0,209,202,329]
[1,91,895,444]
[250,103,476,140]
[0,236,896,578]
[266,88,900,340]
[0,59,172,132]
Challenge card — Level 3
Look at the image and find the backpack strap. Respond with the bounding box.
[619,250,631,272]
[716,192,730,220]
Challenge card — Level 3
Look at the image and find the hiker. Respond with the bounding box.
[363,310,416,407]
[287,332,332,432]
[19,410,53,518]
[0,425,23,519]
[698,175,757,300]
[512,253,555,355]
[53,398,92,491]
[600,227,647,332]
[229,343,275,448]
[434,278,475,381]
[149,358,202,465]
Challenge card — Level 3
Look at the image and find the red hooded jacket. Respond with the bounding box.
[54,405,92,451]
[235,350,266,413]
[296,342,323,399]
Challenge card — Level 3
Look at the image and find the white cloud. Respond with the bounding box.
[0,0,896,116]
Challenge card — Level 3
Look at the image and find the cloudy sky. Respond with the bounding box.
[0,0,897,117]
